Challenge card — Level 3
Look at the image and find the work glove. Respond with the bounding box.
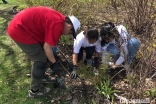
[93,57,99,68]
[50,61,60,77]
[71,65,77,79]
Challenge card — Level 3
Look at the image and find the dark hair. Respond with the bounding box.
[65,16,74,33]
[100,22,115,38]
[84,28,99,41]
[100,22,121,47]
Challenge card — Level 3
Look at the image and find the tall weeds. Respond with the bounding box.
[119,0,156,99]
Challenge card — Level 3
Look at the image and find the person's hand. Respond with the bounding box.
[112,65,118,69]
[71,65,77,79]
[93,57,99,68]
[50,62,60,72]
[50,62,60,76]
[108,62,118,69]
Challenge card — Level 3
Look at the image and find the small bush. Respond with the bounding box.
[95,76,120,103]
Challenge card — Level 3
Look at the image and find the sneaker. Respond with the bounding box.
[12,6,18,14]
[2,0,8,4]
[28,87,51,98]
[42,75,56,84]
[45,66,56,76]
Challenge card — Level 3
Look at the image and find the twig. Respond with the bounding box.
[150,72,156,79]
[110,68,126,81]
[59,61,71,75]
[57,48,73,68]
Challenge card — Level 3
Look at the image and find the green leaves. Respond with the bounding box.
[95,76,120,102]
[60,35,71,45]
[91,99,96,104]
[145,88,156,98]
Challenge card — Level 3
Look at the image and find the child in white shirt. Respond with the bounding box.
[71,28,101,78]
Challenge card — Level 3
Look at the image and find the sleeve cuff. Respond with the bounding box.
[115,56,125,65]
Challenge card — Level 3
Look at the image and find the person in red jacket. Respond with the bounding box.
[7,6,80,98]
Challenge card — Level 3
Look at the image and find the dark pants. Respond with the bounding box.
[14,41,47,90]
[78,46,95,61]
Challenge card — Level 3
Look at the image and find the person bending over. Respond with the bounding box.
[7,6,80,98]
[100,22,140,75]
[71,28,101,79]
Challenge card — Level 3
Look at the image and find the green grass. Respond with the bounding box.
[0,1,58,104]
[0,1,72,103]
[1,36,30,103]
[0,36,56,104]
[0,0,16,34]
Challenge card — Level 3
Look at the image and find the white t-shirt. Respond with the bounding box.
[101,25,130,65]
[74,31,101,53]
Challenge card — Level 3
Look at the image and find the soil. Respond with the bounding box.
[44,43,156,104]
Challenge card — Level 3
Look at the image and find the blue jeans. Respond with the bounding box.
[107,38,140,64]
[52,47,57,56]
[78,46,95,61]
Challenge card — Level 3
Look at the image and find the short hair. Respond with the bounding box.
[84,28,99,41]
[65,16,74,32]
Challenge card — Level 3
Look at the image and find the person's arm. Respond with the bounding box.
[112,54,124,68]
[112,25,129,69]
[93,39,101,68]
[71,49,79,79]
[73,53,78,66]
[43,42,56,63]
[71,32,84,79]
[117,25,129,56]
[95,38,102,57]
[73,31,84,65]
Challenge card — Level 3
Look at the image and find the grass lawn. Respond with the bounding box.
[0,0,56,104]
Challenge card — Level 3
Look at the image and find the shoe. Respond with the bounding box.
[12,6,18,14]
[45,68,55,76]
[28,87,51,98]
[42,75,56,84]
[2,0,8,4]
